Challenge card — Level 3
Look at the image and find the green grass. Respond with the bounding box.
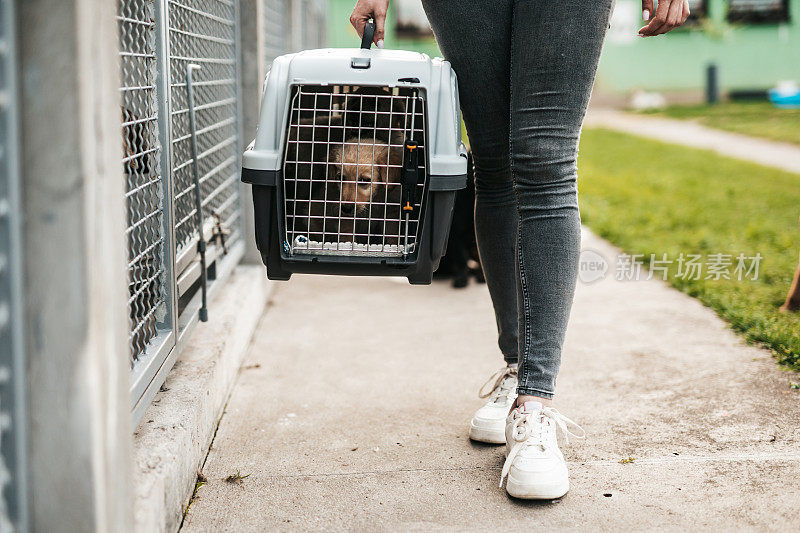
[638,101,800,146]
[578,128,800,369]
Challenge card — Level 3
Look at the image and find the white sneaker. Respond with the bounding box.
[500,401,585,499]
[468,366,518,444]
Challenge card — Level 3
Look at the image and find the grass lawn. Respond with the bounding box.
[578,128,800,370]
[638,101,800,146]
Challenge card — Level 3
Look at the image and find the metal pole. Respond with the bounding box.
[706,63,719,105]
[186,63,208,322]
[155,0,179,353]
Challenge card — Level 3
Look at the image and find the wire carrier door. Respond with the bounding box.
[281,84,427,258]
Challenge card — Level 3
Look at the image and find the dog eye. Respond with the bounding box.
[358,175,370,183]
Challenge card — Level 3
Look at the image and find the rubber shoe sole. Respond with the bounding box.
[505,474,569,500]
[468,421,506,444]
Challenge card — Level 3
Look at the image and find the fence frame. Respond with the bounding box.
[127,0,247,425]
[124,0,330,425]
[127,0,180,422]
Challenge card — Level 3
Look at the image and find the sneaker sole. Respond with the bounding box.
[468,422,506,444]
[505,475,569,500]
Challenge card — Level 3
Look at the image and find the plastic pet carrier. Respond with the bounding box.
[242,22,467,284]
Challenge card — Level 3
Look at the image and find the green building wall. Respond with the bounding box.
[326,0,800,95]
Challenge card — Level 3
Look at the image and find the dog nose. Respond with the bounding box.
[341,203,354,215]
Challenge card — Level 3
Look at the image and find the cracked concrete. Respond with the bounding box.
[181,229,800,532]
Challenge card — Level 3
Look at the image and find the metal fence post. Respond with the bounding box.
[240,0,264,264]
[156,0,180,367]
[233,0,247,265]
[123,0,181,422]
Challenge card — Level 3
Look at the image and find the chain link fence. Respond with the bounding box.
[168,0,242,259]
[119,0,169,365]
[118,0,328,423]
[118,0,246,420]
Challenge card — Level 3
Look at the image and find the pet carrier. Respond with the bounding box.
[242,22,467,284]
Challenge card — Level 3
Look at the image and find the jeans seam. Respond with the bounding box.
[517,213,532,391]
[508,14,533,395]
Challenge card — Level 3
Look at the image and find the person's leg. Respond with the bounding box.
[498,0,614,499]
[510,0,614,404]
[421,0,518,365]
[422,0,522,444]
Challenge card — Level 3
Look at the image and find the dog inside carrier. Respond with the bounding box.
[242,21,467,284]
[284,83,425,256]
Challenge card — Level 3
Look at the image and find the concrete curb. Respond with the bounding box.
[132,265,272,532]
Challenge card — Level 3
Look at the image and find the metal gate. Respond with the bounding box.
[168,0,242,267]
[120,0,245,424]
[119,0,172,374]
[119,0,328,425]
[0,0,28,529]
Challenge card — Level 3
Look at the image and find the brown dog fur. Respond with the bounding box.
[298,136,403,244]
[327,136,402,216]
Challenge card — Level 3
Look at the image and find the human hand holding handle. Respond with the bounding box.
[350,0,390,48]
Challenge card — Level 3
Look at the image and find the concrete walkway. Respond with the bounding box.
[585,108,800,175]
[181,229,800,531]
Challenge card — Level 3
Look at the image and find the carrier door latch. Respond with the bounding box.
[401,140,419,213]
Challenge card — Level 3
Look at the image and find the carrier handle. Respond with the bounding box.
[401,140,420,212]
[361,19,376,49]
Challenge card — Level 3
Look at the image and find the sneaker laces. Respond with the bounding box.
[499,406,585,487]
[478,366,518,403]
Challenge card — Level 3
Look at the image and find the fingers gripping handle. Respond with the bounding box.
[361,19,376,49]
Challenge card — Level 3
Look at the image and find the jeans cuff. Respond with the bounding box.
[516,387,554,400]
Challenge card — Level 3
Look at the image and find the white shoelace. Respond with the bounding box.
[499,407,586,487]
[478,366,518,403]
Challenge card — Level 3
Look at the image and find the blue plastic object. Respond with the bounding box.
[768,87,800,109]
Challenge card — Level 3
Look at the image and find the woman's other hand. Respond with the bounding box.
[639,0,690,36]
[350,0,390,48]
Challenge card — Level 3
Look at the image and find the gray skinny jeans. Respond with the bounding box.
[421,0,614,398]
